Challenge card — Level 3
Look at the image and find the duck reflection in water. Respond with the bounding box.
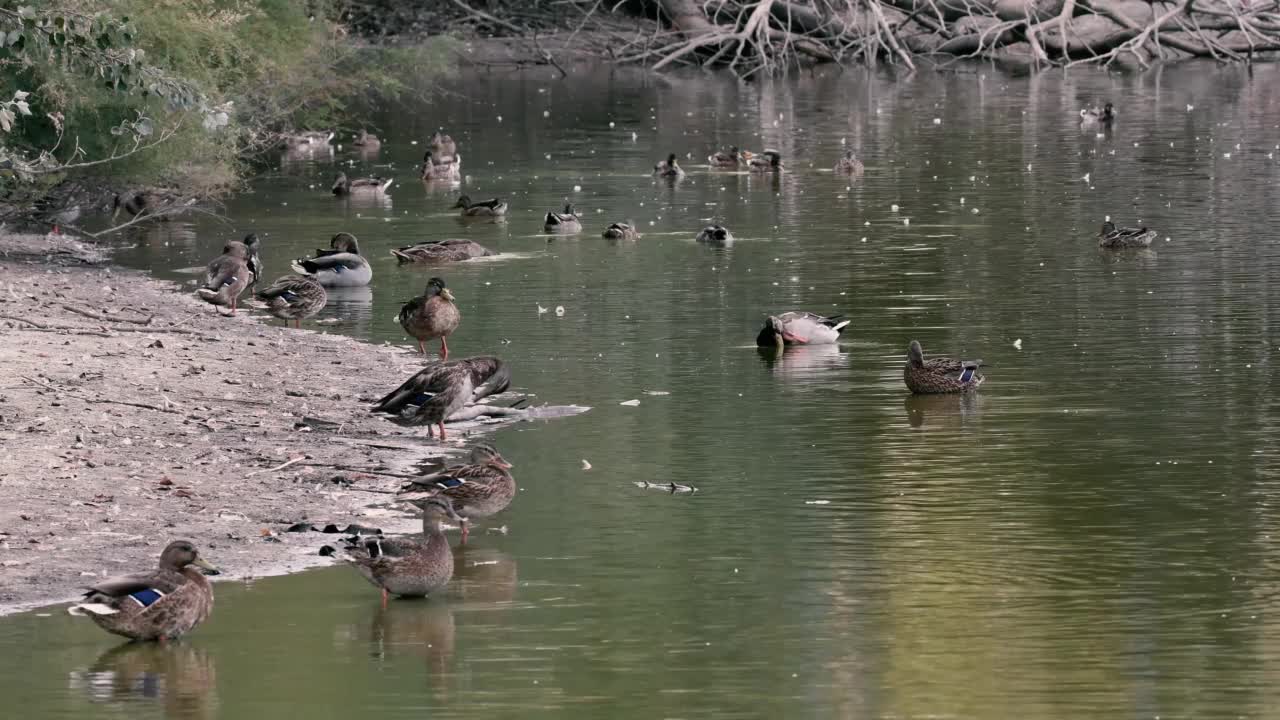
[452,545,518,606]
[316,285,374,334]
[69,642,217,720]
[369,601,456,694]
[903,392,980,429]
[757,343,850,379]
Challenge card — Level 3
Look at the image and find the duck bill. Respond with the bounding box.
[441,288,456,302]
[192,556,221,576]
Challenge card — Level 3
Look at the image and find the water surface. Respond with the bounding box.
[6,63,1280,718]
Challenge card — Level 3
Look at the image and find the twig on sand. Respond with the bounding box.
[246,456,308,477]
[0,314,48,329]
[59,304,154,325]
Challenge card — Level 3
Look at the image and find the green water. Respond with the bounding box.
[6,63,1280,718]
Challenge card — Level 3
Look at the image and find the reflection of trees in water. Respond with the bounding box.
[69,642,218,720]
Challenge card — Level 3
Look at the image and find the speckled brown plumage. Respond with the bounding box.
[903,340,984,394]
[69,540,217,642]
[397,277,460,358]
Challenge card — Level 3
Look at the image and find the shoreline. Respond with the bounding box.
[0,233,520,616]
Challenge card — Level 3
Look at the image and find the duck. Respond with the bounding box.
[1079,102,1115,125]
[454,195,508,217]
[696,225,734,245]
[749,150,782,171]
[282,130,333,148]
[196,240,252,314]
[903,339,984,394]
[396,277,461,358]
[352,129,381,148]
[543,204,581,233]
[420,150,462,182]
[332,173,393,196]
[34,196,82,234]
[1098,221,1156,249]
[653,153,685,178]
[429,131,458,160]
[112,188,181,221]
[602,222,641,241]
[756,312,850,350]
[254,275,327,328]
[372,356,510,440]
[241,233,262,288]
[834,149,864,175]
[708,146,748,167]
[67,540,218,642]
[291,232,373,287]
[397,444,516,543]
[345,496,460,607]
[392,239,496,264]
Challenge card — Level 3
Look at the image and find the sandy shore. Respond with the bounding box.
[0,234,532,615]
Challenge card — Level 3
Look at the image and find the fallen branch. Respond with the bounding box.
[246,456,308,478]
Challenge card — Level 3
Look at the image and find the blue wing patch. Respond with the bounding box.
[958,367,975,383]
[434,477,467,489]
[280,290,299,302]
[128,588,167,608]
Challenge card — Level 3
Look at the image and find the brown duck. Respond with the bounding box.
[67,540,218,641]
[903,340,984,394]
[396,277,460,358]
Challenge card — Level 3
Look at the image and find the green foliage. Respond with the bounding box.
[0,0,453,202]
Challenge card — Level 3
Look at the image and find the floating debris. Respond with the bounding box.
[1013,338,1023,350]
[619,399,640,407]
[804,500,831,505]
[634,481,698,494]
[581,459,592,470]
[555,305,565,317]
[643,390,670,396]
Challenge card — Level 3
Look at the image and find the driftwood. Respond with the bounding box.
[422,0,1279,74]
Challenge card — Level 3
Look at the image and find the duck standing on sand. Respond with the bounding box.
[397,277,460,358]
[372,356,510,440]
[292,232,372,287]
[903,340,984,394]
[397,444,516,543]
[196,240,252,314]
[67,540,218,641]
[332,173,393,196]
[345,496,461,607]
[254,275,327,328]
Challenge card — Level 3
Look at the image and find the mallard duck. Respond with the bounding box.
[397,277,460,358]
[345,496,460,607]
[397,444,516,543]
[708,146,748,167]
[112,189,181,221]
[332,173,393,196]
[696,225,734,245]
[1079,102,1115,125]
[283,130,333,148]
[1098,221,1156,249]
[834,149,864,175]
[543,204,581,233]
[292,232,372,287]
[392,239,496,264]
[241,233,262,288]
[372,356,510,440]
[420,150,462,182]
[352,129,381,148]
[749,150,782,171]
[430,131,458,160]
[756,312,850,350]
[34,197,82,234]
[903,340,983,394]
[254,275,327,328]
[602,222,641,241]
[653,153,685,178]
[67,540,218,641]
[454,195,507,217]
[196,240,252,314]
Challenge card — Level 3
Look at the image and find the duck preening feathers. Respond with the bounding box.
[371,357,510,441]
